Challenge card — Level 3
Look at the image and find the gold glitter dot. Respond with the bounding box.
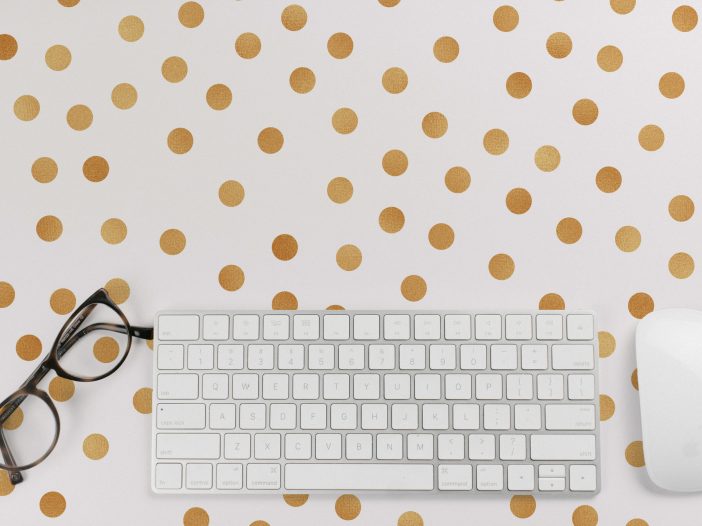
[327,305,345,311]
[556,217,582,244]
[258,127,284,153]
[289,67,316,94]
[401,275,427,302]
[433,36,459,63]
[597,45,623,72]
[168,128,193,154]
[36,215,63,242]
[572,99,598,125]
[272,291,298,310]
[93,337,119,363]
[572,505,598,526]
[111,83,138,109]
[669,195,694,221]
[39,491,66,518]
[489,254,514,280]
[379,207,405,233]
[382,67,408,94]
[66,104,93,131]
[132,387,152,414]
[673,5,698,32]
[596,166,621,193]
[632,368,639,390]
[600,394,615,421]
[428,223,454,250]
[382,150,408,176]
[281,4,307,31]
[638,125,664,151]
[219,180,245,207]
[48,377,75,402]
[483,129,509,155]
[335,494,361,520]
[599,331,616,358]
[328,33,353,59]
[669,252,695,278]
[539,293,565,310]
[0,282,15,308]
[611,0,635,14]
[83,433,109,460]
[32,157,58,183]
[50,288,76,315]
[14,95,40,121]
[509,496,536,519]
[493,5,519,32]
[235,33,261,59]
[336,245,362,271]
[272,234,298,261]
[206,84,232,110]
[327,177,353,203]
[506,72,532,98]
[628,292,654,319]
[659,72,685,98]
[283,494,309,507]
[627,520,648,526]
[547,32,572,58]
[160,228,186,255]
[1,406,23,430]
[615,226,641,252]
[397,511,424,526]
[422,112,448,138]
[183,507,209,526]
[218,265,245,291]
[58,0,80,6]
[379,0,401,6]
[0,470,14,496]
[625,440,645,467]
[162,56,188,83]
[332,108,358,134]
[45,44,71,71]
[83,156,109,182]
[535,145,560,172]
[105,278,130,304]
[101,218,127,245]
[0,34,18,60]
[16,334,42,361]
[118,16,144,42]
[444,167,470,193]
[179,2,204,28]
[506,188,532,214]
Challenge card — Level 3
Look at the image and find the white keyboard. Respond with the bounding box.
[151,310,600,494]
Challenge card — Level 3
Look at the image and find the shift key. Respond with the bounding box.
[530,434,596,460]
[156,433,220,459]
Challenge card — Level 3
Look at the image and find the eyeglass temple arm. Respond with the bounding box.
[57,323,154,360]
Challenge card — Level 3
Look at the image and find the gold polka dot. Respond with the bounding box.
[206,83,232,110]
[328,33,353,59]
[93,336,119,363]
[48,377,75,402]
[539,293,565,310]
[16,334,42,361]
[379,207,405,233]
[36,215,63,242]
[45,44,71,71]
[50,288,76,315]
[628,292,654,319]
[615,226,641,252]
[401,275,427,302]
[556,217,582,244]
[250,522,269,526]
[58,0,80,6]
[489,254,514,280]
[673,5,698,32]
[599,331,616,358]
[428,223,454,250]
[547,32,572,59]
[506,72,532,98]
[32,157,58,183]
[625,440,645,467]
[132,387,152,414]
[0,282,15,308]
[219,180,245,207]
[258,127,284,153]
[572,505,598,526]
[422,112,448,138]
[433,36,459,63]
[335,494,361,520]
[289,68,316,94]
[168,128,193,154]
[638,124,664,151]
[332,108,358,134]
[445,166,470,193]
[600,394,615,421]
[595,45,623,74]
[534,145,560,172]
[669,252,695,279]
[183,507,209,526]
[572,99,598,125]
[394,512,424,526]
[493,5,519,32]
[669,195,695,221]
[0,470,14,496]
[283,494,309,507]
[118,16,144,42]
[611,0,635,14]
[39,492,67,518]
[101,218,127,245]
[626,520,648,526]
[509,496,536,519]
[281,4,307,31]
[66,104,93,131]
[105,278,130,304]
[379,0,401,6]
[596,166,621,193]
[632,368,639,390]
[327,305,345,310]
[272,291,298,310]
[327,177,353,203]
[162,56,188,83]
[483,128,509,155]
[160,228,186,255]
[382,150,408,176]
[82,433,109,460]
[14,95,40,121]
[659,72,685,98]
[0,34,18,60]
[506,188,532,214]
[1,406,23,430]
[336,245,362,271]
[218,265,245,291]
[111,83,137,109]
[272,234,298,261]
[235,33,261,59]
[179,2,204,28]
[382,67,408,94]
[83,156,109,182]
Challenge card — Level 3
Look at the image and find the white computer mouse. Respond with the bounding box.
[636,308,702,492]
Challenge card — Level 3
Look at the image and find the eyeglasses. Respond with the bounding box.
[0,288,153,485]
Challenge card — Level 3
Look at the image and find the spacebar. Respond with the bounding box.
[285,464,434,490]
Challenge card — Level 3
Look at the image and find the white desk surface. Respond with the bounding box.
[1,0,701,524]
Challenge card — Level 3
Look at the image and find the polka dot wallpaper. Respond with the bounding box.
[0,0,700,524]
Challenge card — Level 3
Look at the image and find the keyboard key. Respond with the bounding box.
[506,374,533,400]
[217,345,244,370]
[346,434,372,460]
[354,314,380,340]
[568,374,595,400]
[415,374,441,400]
[262,374,289,400]
[186,463,213,489]
[339,345,364,370]
[246,463,281,490]
[269,404,296,430]
[293,374,320,400]
[545,404,596,430]
[254,434,281,459]
[316,433,342,459]
[475,374,502,400]
[376,433,403,459]
[239,404,266,429]
[439,465,472,490]
[309,345,334,370]
[224,434,251,459]
[216,464,243,490]
[429,345,456,370]
[155,463,182,489]
[284,464,434,490]
[384,314,410,340]
[158,344,184,370]
[499,434,527,460]
[331,404,357,429]
[475,315,501,340]
[210,403,236,430]
[323,315,350,340]
[490,344,517,370]
[188,344,214,370]
[521,344,547,370]
[552,344,595,370]
[384,374,411,400]
[514,404,542,430]
[539,477,566,491]
[453,404,479,430]
[285,433,312,459]
[157,374,198,400]
[157,404,206,430]
[368,344,395,369]
[507,465,534,491]
[159,314,199,341]
[156,433,220,459]
[263,315,289,340]
[247,344,274,370]
[323,373,350,400]
[278,344,304,370]
[232,314,259,340]
[361,404,387,430]
[293,315,319,340]
[570,464,597,491]
[468,434,495,460]
[536,314,563,340]
[391,404,418,430]
[460,344,487,369]
[353,374,380,400]
[438,434,465,460]
[530,434,596,460]
[476,465,503,490]
[203,315,229,340]
[445,374,471,400]
[399,344,426,370]
[203,374,229,399]
[484,404,510,430]
[422,404,449,430]
[407,434,433,459]
[566,314,594,341]
[537,374,564,400]
[444,314,471,340]
[232,374,259,399]
[539,464,566,477]
[414,314,441,340]
[505,314,532,340]
[300,404,326,429]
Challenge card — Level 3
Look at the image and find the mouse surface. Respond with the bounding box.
[636,308,702,492]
